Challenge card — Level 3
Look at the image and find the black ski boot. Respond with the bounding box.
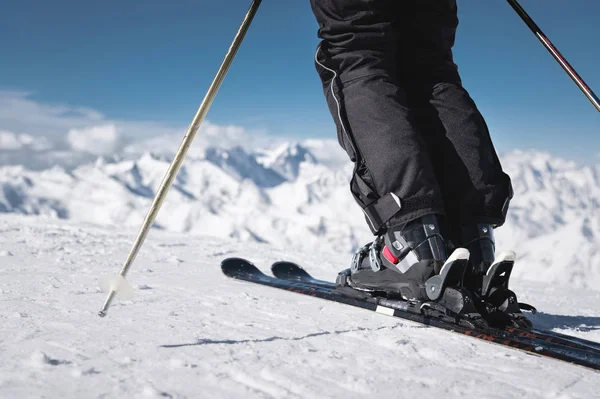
[459,224,534,329]
[335,214,486,327]
[339,214,447,301]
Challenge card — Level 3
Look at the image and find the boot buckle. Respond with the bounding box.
[351,242,372,273]
[368,236,384,272]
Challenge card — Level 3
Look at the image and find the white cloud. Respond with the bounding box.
[0,130,24,150]
[67,124,122,155]
[0,90,278,158]
[0,130,54,152]
[0,91,104,137]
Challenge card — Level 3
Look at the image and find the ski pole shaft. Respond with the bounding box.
[98,0,263,317]
[506,0,600,113]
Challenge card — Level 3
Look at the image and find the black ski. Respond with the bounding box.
[271,261,600,354]
[221,257,600,371]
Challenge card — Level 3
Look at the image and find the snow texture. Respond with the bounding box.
[0,214,599,398]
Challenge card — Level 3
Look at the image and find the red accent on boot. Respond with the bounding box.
[382,245,399,264]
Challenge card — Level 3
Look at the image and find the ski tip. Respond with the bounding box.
[271,261,311,279]
[221,257,262,277]
[448,247,470,262]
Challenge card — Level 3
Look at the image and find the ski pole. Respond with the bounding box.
[98,0,263,317]
[506,0,600,113]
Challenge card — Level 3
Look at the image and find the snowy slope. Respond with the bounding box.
[0,214,599,398]
[1,139,600,289]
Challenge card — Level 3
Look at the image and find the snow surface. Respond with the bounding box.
[1,214,599,398]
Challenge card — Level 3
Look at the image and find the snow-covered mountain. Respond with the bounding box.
[495,150,600,288]
[256,142,318,181]
[1,138,600,289]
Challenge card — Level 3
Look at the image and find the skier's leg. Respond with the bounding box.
[402,0,511,266]
[309,0,445,233]
[405,0,513,232]
[309,0,448,300]
[403,1,528,326]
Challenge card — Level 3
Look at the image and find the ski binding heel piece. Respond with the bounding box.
[420,287,488,329]
[425,248,470,301]
[481,250,515,297]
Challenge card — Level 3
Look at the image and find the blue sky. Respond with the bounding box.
[1,0,599,161]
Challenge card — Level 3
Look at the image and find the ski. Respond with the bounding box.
[271,260,600,354]
[221,257,600,371]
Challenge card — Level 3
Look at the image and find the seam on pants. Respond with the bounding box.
[314,45,378,232]
[314,46,359,159]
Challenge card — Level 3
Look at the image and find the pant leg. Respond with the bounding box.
[404,0,513,228]
[309,0,445,235]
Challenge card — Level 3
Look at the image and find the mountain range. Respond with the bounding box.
[1,132,599,289]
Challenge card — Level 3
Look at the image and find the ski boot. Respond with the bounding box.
[459,224,534,329]
[335,214,486,328]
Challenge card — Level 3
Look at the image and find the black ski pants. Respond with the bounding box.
[310,0,513,236]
